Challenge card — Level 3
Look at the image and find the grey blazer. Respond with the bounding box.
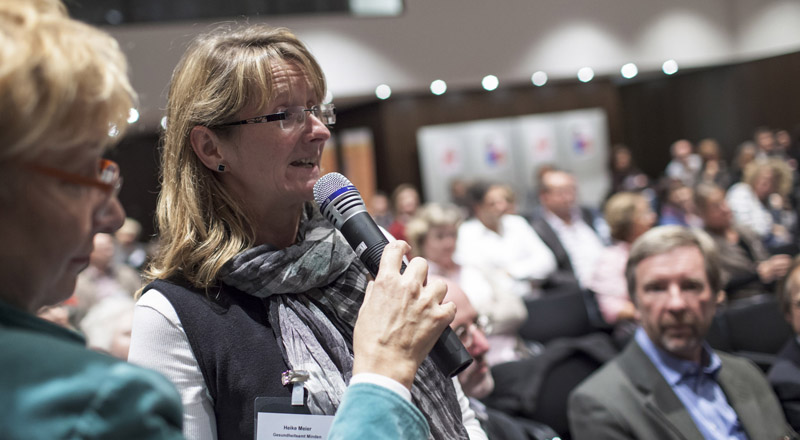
[568,340,797,440]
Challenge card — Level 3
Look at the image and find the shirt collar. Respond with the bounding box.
[634,326,721,386]
[543,207,581,228]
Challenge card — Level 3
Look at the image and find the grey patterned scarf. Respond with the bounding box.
[219,203,468,440]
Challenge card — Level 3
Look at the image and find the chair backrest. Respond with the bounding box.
[724,294,792,355]
[519,291,594,344]
[532,351,603,438]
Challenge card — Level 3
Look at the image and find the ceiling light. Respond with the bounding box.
[430,79,447,95]
[375,84,392,100]
[482,75,499,91]
[577,67,594,83]
[621,63,638,79]
[662,59,679,75]
[531,71,548,87]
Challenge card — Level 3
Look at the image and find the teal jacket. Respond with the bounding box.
[0,300,183,440]
[330,382,430,440]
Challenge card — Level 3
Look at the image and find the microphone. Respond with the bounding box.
[314,172,472,377]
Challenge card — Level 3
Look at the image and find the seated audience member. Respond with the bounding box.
[697,138,732,189]
[729,141,757,188]
[72,232,143,322]
[664,139,702,188]
[441,277,560,440]
[531,169,608,293]
[0,0,184,437]
[114,217,149,270]
[608,144,650,197]
[696,183,791,302]
[754,126,780,160]
[455,181,557,299]
[367,190,393,230]
[568,226,796,439]
[387,183,420,242]
[450,177,472,216]
[658,180,702,228]
[587,192,655,339]
[769,256,800,432]
[407,203,530,365]
[727,159,795,251]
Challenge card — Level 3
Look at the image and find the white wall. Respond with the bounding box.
[106,0,800,131]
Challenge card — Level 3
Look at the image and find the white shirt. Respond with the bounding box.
[128,290,487,440]
[726,182,773,238]
[543,209,606,287]
[455,214,557,298]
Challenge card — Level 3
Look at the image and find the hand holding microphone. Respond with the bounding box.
[353,241,456,389]
[314,173,473,377]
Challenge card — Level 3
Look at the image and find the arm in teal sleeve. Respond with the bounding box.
[329,383,429,440]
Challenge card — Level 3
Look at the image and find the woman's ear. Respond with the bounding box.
[190,125,226,172]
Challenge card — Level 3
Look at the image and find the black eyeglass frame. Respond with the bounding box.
[214,103,336,128]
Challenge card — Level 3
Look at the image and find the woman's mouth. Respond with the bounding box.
[290,158,318,168]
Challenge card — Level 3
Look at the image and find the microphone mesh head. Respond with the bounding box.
[313,172,355,206]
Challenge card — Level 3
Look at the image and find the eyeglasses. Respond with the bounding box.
[216,103,336,130]
[27,159,123,199]
[454,315,492,347]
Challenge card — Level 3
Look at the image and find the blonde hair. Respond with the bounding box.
[743,159,793,197]
[405,203,464,258]
[0,0,134,164]
[604,192,645,242]
[146,24,326,289]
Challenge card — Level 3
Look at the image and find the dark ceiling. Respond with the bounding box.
[64,0,401,26]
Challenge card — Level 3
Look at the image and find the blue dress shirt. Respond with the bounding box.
[635,327,748,439]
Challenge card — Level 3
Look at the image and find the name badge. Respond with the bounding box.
[256,412,334,440]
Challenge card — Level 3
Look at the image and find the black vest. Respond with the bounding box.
[144,279,295,440]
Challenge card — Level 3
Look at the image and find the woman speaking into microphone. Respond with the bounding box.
[127,24,483,440]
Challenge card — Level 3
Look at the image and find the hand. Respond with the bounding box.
[352,241,456,390]
[757,254,792,283]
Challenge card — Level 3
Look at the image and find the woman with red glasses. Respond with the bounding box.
[0,0,183,438]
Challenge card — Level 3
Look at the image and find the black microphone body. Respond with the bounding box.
[314,173,473,377]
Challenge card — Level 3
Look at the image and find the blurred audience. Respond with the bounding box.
[368,190,393,230]
[755,126,781,160]
[697,138,732,189]
[449,177,472,215]
[664,139,702,187]
[114,217,149,270]
[455,181,557,299]
[387,183,420,242]
[730,141,758,188]
[72,233,142,322]
[696,183,791,302]
[407,203,530,365]
[608,144,649,196]
[79,296,135,359]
